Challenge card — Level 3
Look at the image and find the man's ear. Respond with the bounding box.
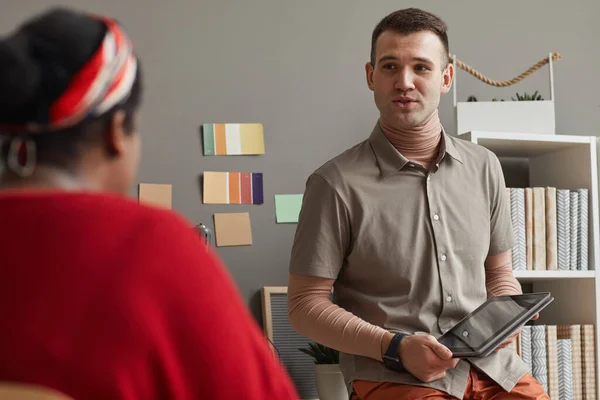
[105,110,128,157]
[365,62,375,91]
[440,63,454,94]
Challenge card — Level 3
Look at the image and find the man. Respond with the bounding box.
[287,8,547,400]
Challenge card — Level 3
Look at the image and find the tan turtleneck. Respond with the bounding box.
[287,111,520,363]
[379,109,442,170]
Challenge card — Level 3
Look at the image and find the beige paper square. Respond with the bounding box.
[203,172,228,204]
[138,183,172,209]
[214,212,252,247]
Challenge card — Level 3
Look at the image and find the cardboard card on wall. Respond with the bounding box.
[138,183,172,209]
[274,194,303,223]
[214,212,253,247]
[202,123,265,155]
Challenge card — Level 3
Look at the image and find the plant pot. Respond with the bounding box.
[314,364,347,400]
[456,100,555,135]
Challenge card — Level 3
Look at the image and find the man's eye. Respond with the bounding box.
[383,64,396,70]
[415,65,429,71]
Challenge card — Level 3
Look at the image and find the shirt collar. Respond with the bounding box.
[368,121,463,178]
[439,125,464,165]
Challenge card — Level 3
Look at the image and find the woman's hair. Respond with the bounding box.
[0,8,143,171]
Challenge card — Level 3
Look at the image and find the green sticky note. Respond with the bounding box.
[274,194,303,223]
[202,124,215,156]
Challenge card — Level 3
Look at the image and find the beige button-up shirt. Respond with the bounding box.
[289,122,528,399]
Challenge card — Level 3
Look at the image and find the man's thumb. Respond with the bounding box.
[429,342,453,360]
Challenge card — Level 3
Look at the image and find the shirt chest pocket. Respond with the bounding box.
[439,179,492,264]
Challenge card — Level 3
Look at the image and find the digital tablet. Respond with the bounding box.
[437,292,554,358]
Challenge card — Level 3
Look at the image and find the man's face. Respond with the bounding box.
[366,30,453,129]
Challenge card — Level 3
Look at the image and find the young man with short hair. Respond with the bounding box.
[288,8,548,400]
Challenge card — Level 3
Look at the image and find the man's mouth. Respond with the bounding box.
[393,97,417,104]
[393,97,418,108]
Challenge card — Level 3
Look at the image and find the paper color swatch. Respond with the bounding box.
[138,183,172,209]
[214,212,253,247]
[203,123,265,155]
[274,194,303,223]
[203,171,263,204]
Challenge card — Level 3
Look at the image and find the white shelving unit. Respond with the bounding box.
[513,270,596,283]
[459,130,600,391]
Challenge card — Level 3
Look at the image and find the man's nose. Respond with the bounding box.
[394,69,416,91]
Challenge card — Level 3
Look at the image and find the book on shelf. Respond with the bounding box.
[511,324,595,400]
[558,338,574,400]
[531,325,548,393]
[546,325,559,399]
[506,187,589,272]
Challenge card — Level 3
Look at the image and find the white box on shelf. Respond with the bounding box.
[451,52,557,136]
[456,100,555,135]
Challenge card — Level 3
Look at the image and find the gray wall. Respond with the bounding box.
[2,1,599,321]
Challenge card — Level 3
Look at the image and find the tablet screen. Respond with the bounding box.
[437,293,550,355]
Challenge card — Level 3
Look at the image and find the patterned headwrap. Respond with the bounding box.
[2,16,137,134]
[2,15,138,176]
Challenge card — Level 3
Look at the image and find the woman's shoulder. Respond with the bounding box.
[1,189,198,240]
[91,192,199,240]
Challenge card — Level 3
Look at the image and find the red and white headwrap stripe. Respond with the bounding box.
[2,15,137,177]
[48,16,137,130]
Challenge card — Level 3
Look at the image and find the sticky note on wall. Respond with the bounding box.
[214,212,253,247]
[202,123,265,155]
[203,172,263,204]
[138,183,172,209]
[274,194,303,223]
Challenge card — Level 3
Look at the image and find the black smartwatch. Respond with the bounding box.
[382,332,409,372]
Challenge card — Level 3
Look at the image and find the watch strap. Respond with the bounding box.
[383,332,409,372]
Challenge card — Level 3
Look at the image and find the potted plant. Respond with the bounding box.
[299,342,347,400]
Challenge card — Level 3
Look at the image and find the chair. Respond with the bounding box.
[0,383,74,400]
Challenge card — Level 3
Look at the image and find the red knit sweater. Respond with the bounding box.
[0,190,299,400]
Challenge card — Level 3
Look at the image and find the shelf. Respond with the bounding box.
[458,130,600,387]
[514,270,596,282]
[458,131,593,158]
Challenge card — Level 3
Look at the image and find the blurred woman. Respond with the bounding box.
[0,8,298,400]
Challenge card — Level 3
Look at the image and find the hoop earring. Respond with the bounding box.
[7,136,37,177]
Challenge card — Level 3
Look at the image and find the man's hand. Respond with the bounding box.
[495,329,519,351]
[495,312,539,351]
[399,334,459,383]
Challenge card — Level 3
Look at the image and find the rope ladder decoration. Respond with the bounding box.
[452,52,562,106]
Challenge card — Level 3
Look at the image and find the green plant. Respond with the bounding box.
[511,90,544,101]
[299,342,339,364]
[466,90,544,102]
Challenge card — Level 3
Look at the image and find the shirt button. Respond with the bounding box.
[441,254,447,261]
[427,175,431,181]
[433,214,440,221]
[462,330,469,337]
[446,295,453,303]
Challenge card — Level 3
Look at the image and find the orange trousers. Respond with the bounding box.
[351,368,549,400]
